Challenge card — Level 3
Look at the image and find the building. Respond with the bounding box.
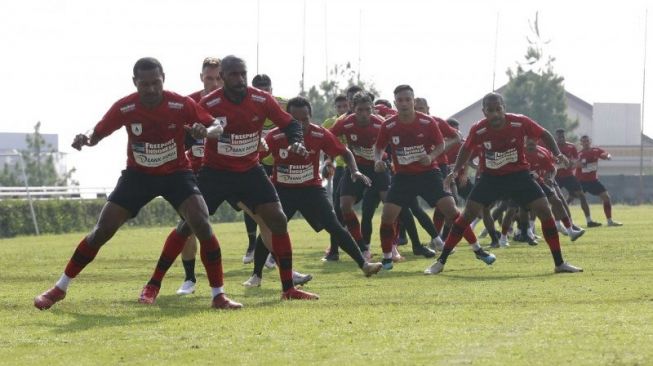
[0,132,69,184]
[449,85,653,176]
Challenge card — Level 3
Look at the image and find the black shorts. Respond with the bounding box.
[555,175,583,193]
[438,163,450,177]
[108,169,201,218]
[386,169,451,208]
[276,185,335,232]
[339,165,390,201]
[537,180,555,198]
[580,179,607,196]
[455,178,474,199]
[469,170,545,207]
[262,163,273,176]
[198,165,279,214]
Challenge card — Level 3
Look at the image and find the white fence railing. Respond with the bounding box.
[0,186,112,199]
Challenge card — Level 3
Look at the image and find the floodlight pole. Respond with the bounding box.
[639,9,648,204]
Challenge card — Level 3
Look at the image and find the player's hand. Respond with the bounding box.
[374,159,386,172]
[351,171,372,187]
[458,173,468,185]
[257,138,269,152]
[555,154,569,167]
[71,133,91,151]
[184,123,208,139]
[288,142,308,157]
[322,161,335,179]
[419,154,432,166]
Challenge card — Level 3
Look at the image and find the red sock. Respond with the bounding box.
[501,220,510,235]
[148,229,190,287]
[603,201,612,219]
[380,222,395,255]
[199,235,224,288]
[342,211,363,242]
[433,209,445,233]
[541,217,564,265]
[462,225,478,244]
[561,216,572,229]
[444,214,470,250]
[271,232,294,291]
[64,238,100,278]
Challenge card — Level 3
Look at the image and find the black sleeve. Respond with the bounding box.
[280,119,303,145]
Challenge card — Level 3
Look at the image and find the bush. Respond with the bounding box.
[0,198,242,238]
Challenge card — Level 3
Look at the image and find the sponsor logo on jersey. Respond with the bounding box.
[272,132,285,140]
[168,123,176,129]
[131,123,143,136]
[251,94,266,103]
[344,123,354,129]
[206,98,221,107]
[310,131,324,138]
[168,101,184,110]
[392,136,400,145]
[386,122,397,128]
[252,116,259,122]
[419,118,431,125]
[476,127,487,135]
[510,122,522,128]
[417,133,424,138]
[120,104,136,113]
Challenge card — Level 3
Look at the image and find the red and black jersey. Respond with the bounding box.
[433,116,459,165]
[556,142,578,178]
[373,104,397,118]
[329,114,383,166]
[526,145,556,182]
[199,87,293,172]
[463,113,546,176]
[187,90,204,103]
[576,147,608,182]
[93,91,214,175]
[375,112,444,175]
[265,123,346,187]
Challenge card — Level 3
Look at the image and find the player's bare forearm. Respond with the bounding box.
[342,149,359,173]
[451,147,471,174]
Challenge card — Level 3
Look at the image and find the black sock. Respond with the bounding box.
[182,259,196,282]
[253,236,269,278]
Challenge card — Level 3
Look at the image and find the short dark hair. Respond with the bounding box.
[202,57,221,69]
[133,57,163,77]
[252,74,272,88]
[415,97,428,106]
[346,85,363,99]
[393,84,414,95]
[334,95,347,104]
[555,128,565,134]
[580,134,590,140]
[352,91,373,107]
[286,96,312,117]
[482,92,505,108]
[374,99,392,108]
[220,55,246,73]
[446,118,460,128]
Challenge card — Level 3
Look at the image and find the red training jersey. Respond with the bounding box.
[93,91,214,175]
[199,87,293,172]
[186,90,208,172]
[375,112,444,175]
[462,113,546,176]
[329,114,383,166]
[556,142,578,178]
[525,145,556,182]
[433,116,459,165]
[576,147,608,182]
[265,123,346,187]
[374,104,397,118]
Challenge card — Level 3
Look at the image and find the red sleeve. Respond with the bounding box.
[185,97,214,127]
[541,150,556,172]
[597,148,608,159]
[322,128,347,157]
[329,118,345,137]
[462,124,479,152]
[436,119,458,139]
[266,93,293,128]
[375,124,390,150]
[569,145,578,159]
[93,102,126,140]
[523,116,546,139]
[261,130,277,160]
[429,119,444,146]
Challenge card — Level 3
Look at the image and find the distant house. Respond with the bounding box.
[449,85,653,175]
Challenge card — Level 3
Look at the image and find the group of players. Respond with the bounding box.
[34,54,622,311]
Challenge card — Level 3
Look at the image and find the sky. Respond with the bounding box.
[0,0,651,187]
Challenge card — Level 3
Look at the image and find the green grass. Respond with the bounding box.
[1,204,652,365]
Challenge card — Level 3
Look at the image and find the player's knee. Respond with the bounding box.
[265,211,288,234]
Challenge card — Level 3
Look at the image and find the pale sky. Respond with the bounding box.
[1,0,651,187]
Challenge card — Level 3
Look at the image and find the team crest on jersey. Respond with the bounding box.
[350,134,358,141]
[131,123,143,136]
[279,148,288,159]
[392,136,400,145]
[216,117,227,128]
[483,141,492,150]
[120,104,136,114]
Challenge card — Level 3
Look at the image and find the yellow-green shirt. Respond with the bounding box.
[261,96,288,166]
[322,113,348,167]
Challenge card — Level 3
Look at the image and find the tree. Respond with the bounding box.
[0,122,77,186]
[300,62,379,124]
[503,12,578,134]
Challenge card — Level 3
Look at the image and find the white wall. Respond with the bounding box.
[592,103,641,145]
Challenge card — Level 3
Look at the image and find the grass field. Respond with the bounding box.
[1,204,652,365]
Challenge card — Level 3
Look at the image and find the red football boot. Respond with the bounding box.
[281,287,320,300]
[138,284,160,305]
[34,286,66,310]
[211,293,243,310]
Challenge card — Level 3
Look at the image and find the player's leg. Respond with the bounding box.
[176,235,198,295]
[243,214,258,263]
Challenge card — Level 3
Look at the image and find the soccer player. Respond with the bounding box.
[554,129,601,227]
[34,57,243,310]
[374,85,495,270]
[176,57,223,296]
[425,92,583,275]
[321,86,363,261]
[241,74,288,267]
[140,55,319,301]
[242,97,383,286]
[576,135,623,226]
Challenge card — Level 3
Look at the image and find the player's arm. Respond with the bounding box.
[422,119,445,165]
[539,130,568,166]
[340,148,371,186]
[599,149,611,160]
[72,103,125,151]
